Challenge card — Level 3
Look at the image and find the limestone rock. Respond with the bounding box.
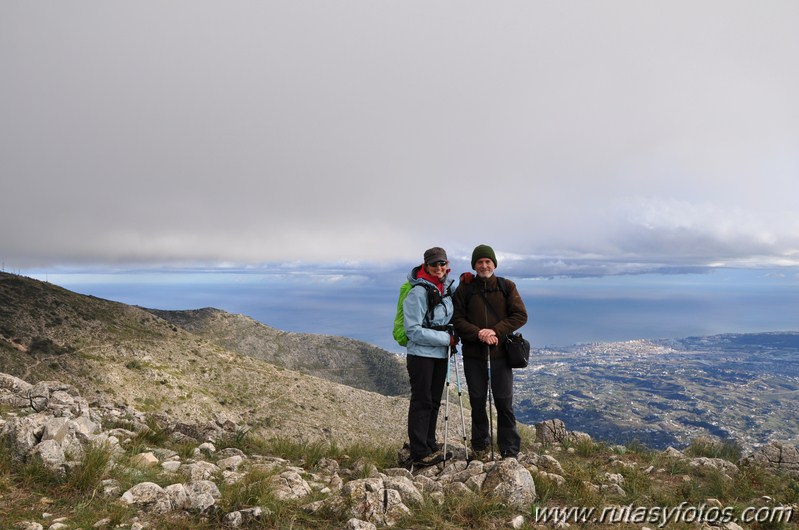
[742,442,799,477]
[121,482,172,514]
[534,419,568,444]
[270,470,313,501]
[481,457,536,510]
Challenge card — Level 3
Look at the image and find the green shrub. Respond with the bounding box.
[532,472,559,503]
[620,466,653,503]
[574,437,607,457]
[29,337,72,355]
[65,444,113,493]
[137,417,170,445]
[125,359,144,370]
[397,492,514,530]
[685,437,742,461]
[218,467,277,510]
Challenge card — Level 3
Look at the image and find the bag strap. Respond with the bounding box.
[420,282,450,325]
[468,277,508,316]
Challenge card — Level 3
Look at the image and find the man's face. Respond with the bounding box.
[474,257,495,279]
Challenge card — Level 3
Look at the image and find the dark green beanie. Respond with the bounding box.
[471,244,497,269]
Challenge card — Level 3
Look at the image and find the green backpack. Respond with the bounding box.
[392,281,447,347]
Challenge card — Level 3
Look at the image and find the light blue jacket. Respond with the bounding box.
[403,267,455,359]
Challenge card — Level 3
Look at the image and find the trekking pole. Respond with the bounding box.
[483,287,495,462]
[453,348,468,453]
[442,344,452,463]
[487,343,495,462]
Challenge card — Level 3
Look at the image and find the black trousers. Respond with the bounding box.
[463,354,521,457]
[406,354,448,460]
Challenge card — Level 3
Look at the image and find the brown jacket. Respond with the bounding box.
[452,274,528,359]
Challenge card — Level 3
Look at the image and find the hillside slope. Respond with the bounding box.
[145,307,409,396]
[0,272,431,446]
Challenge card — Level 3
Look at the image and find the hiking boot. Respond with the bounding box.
[470,448,490,462]
[413,451,445,467]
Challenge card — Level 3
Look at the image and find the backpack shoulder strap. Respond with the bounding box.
[465,276,507,305]
[496,277,509,298]
[467,277,511,322]
[421,283,443,323]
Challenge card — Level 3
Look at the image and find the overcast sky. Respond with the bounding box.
[2,1,798,277]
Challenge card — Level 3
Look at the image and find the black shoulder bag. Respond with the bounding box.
[505,332,531,369]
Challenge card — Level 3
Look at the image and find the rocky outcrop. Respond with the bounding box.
[533,418,591,446]
[742,442,799,477]
[480,457,536,509]
[301,455,538,526]
[121,480,222,514]
[0,378,108,473]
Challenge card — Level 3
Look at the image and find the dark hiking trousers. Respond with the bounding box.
[406,354,448,460]
[463,354,521,457]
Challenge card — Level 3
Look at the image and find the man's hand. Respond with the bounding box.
[477,328,498,345]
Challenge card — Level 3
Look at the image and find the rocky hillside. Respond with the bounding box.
[145,307,409,396]
[2,372,798,529]
[0,272,430,447]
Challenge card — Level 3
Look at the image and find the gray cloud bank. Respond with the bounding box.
[2,2,798,276]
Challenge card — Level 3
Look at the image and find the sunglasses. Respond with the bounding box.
[428,261,448,267]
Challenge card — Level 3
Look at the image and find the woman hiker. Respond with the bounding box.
[403,246,458,467]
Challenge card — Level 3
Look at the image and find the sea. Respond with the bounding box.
[31,266,799,353]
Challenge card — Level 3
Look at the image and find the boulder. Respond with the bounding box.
[184,480,221,513]
[689,457,739,475]
[121,482,173,514]
[270,470,313,501]
[1,413,48,462]
[742,442,799,477]
[341,477,411,526]
[534,419,568,444]
[30,439,66,476]
[481,457,536,510]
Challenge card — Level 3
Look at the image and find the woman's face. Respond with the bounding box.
[425,260,448,280]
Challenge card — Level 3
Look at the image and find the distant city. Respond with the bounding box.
[515,333,799,451]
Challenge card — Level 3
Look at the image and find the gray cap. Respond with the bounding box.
[423,247,448,264]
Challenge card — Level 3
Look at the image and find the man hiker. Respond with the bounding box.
[452,244,527,459]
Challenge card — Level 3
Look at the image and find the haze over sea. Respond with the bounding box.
[30,266,799,354]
